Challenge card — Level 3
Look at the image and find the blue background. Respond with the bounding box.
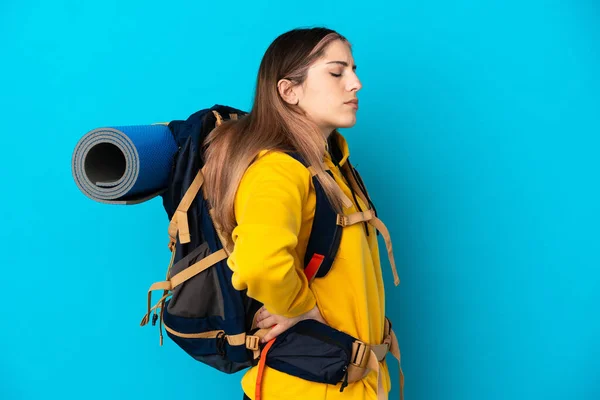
[1,1,598,399]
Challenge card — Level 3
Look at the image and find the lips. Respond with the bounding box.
[345,99,359,110]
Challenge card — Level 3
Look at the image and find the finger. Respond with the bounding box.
[255,310,264,324]
[255,307,265,323]
[262,323,285,343]
[256,308,272,324]
[256,315,277,329]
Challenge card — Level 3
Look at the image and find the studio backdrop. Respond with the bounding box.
[0,1,598,399]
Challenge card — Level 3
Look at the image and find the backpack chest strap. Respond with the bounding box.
[337,209,400,286]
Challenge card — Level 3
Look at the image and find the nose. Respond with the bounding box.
[348,72,362,92]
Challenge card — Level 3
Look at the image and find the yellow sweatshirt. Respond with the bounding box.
[227,132,392,399]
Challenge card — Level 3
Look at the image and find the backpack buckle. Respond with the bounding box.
[168,238,176,252]
[246,335,260,351]
[336,214,349,227]
[351,341,370,368]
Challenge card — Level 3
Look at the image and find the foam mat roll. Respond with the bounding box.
[71,124,178,205]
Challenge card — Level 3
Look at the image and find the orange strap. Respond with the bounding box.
[255,338,276,400]
[304,254,324,282]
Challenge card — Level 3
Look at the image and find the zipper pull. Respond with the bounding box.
[340,366,349,392]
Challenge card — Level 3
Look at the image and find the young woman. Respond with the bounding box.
[203,27,401,400]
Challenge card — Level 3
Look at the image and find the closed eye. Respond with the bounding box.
[330,72,342,77]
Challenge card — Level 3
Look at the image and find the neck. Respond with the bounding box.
[321,126,335,139]
[324,130,338,155]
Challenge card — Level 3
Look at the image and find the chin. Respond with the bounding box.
[336,116,357,129]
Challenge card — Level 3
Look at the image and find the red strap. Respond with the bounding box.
[255,338,276,400]
[304,253,324,281]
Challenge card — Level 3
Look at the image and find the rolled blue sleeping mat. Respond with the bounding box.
[71,124,178,205]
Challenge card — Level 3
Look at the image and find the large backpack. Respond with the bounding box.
[140,105,404,400]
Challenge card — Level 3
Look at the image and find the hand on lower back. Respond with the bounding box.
[256,305,326,343]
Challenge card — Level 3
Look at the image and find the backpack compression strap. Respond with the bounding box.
[167,166,205,249]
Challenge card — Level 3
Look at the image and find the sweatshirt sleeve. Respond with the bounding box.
[226,152,316,318]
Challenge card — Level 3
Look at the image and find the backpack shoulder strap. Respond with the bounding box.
[286,152,343,281]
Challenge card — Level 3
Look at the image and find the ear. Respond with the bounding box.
[277,78,300,105]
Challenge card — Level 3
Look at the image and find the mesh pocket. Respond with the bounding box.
[166,241,225,318]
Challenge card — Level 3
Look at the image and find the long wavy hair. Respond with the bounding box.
[203,27,350,242]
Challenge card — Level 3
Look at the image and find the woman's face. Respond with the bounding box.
[297,40,362,137]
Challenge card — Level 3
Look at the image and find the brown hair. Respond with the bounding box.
[203,27,350,242]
